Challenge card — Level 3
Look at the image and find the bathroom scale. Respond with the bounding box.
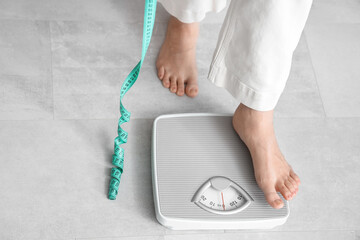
[151,113,289,230]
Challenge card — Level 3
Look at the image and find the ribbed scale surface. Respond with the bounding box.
[155,115,288,219]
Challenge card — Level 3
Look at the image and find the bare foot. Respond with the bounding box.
[156,16,199,97]
[232,104,301,209]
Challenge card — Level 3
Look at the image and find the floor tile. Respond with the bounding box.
[50,21,142,69]
[305,24,360,117]
[0,0,227,24]
[308,0,360,24]
[275,35,325,118]
[51,20,322,120]
[0,20,51,76]
[165,230,224,236]
[0,119,165,240]
[165,231,355,240]
[272,118,360,231]
[0,20,53,120]
[77,236,164,240]
[49,21,223,70]
[0,75,53,120]
[52,66,238,120]
[0,0,152,23]
[50,20,238,119]
[1,117,360,239]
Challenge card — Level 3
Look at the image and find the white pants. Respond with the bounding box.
[158,0,313,111]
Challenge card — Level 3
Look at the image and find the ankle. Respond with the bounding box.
[233,104,274,142]
[166,17,199,48]
[168,16,199,34]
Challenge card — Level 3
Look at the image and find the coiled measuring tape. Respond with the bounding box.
[108,0,157,200]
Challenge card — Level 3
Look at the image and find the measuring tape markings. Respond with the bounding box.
[108,0,157,200]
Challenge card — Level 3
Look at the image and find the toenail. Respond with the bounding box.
[274,199,282,206]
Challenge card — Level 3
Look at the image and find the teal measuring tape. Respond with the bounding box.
[108,0,157,200]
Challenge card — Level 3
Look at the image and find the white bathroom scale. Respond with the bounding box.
[151,113,289,230]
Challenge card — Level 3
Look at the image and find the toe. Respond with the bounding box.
[284,179,296,199]
[162,71,170,88]
[288,175,299,191]
[262,185,284,209]
[170,77,177,93]
[185,80,198,97]
[177,78,185,96]
[157,66,165,80]
[290,170,301,185]
[278,183,293,200]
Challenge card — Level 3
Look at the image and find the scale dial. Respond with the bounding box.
[192,176,253,215]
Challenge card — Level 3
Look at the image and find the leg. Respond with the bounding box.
[156,16,199,97]
[157,0,227,97]
[209,0,312,208]
[233,104,301,209]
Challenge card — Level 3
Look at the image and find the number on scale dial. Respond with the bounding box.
[192,176,253,215]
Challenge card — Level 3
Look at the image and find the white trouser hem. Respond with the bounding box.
[208,65,282,112]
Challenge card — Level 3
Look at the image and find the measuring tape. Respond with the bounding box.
[108,0,157,200]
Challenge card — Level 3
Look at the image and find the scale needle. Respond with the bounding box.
[221,192,225,210]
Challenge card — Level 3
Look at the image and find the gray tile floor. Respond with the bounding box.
[0,0,359,239]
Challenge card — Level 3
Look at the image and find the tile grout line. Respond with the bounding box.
[72,229,357,239]
[303,31,327,119]
[47,20,55,120]
[74,233,166,240]
[1,116,360,122]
